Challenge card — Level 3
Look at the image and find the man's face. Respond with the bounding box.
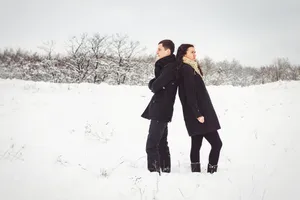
[156,43,170,59]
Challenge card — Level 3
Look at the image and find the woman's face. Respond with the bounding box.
[185,47,196,60]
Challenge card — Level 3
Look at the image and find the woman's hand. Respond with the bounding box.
[197,116,205,123]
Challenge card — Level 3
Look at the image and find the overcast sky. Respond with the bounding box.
[1,0,299,67]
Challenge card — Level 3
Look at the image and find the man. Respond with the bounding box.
[141,39,178,174]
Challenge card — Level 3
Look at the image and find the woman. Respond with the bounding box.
[176,44,222,173]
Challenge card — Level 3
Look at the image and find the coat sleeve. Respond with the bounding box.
[148,78,156,90]
[182,65,203,118]
[150,66,175,93]
[155,65,162,77]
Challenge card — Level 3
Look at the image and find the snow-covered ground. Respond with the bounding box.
[0,78,299,200]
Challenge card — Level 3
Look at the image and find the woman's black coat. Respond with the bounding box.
[178,63,221,136]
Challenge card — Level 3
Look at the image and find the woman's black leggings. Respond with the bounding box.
[190,131,223,165]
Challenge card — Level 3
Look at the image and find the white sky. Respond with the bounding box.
[1,0,299,67]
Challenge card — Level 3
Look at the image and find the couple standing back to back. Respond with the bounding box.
[141,39,223,175]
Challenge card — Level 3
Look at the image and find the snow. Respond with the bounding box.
[0,78,299,200]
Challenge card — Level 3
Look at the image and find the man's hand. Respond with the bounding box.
[197,116,205,123]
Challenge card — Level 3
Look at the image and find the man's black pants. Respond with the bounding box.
[146,120,170,173]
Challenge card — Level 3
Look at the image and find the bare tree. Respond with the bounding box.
[66,33,91,82]
[269,57,290,81]
[38,40,56,60]
[200,57,215,82]
[37,40,63,82]
[88,34,110,83]
[107,33,145,84]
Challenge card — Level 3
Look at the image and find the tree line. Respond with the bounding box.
[1,33,299,86]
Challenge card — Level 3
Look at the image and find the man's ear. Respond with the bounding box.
[166,49,171,55]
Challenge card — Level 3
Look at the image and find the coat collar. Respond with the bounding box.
[155,54,176,68]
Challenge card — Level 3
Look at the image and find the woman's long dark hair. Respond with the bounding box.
[175,44,203,76]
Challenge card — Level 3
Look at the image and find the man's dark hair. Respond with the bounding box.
[158,39,175,54]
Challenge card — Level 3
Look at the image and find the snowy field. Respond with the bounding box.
[0,78,299,200]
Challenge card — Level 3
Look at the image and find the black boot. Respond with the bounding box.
[160,155,171,173]
[207,164,218,173]
[191,162,201,172]
[161,167,170,173]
